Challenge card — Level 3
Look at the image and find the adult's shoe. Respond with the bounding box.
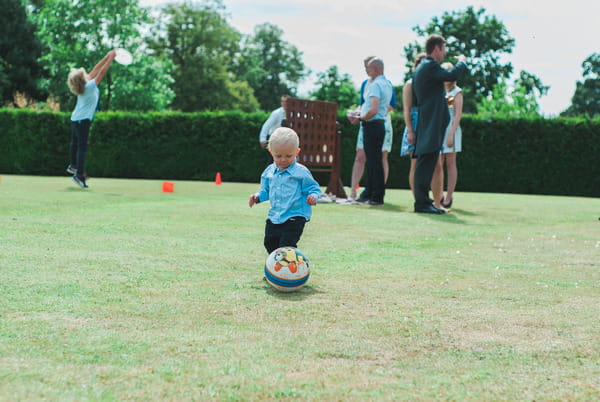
[414,205,445,214]
[367,200,384,206]
[66,164,77,174]
[441,197,453,209]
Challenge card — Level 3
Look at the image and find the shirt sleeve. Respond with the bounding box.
[303,171,322,199]
[389,83,397,108]
[256,167,271,202]
[259,108,282,143]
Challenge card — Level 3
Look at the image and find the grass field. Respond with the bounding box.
[1,174,599,400]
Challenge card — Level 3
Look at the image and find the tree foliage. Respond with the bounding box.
[148,0,258,112]
[561,53,600,117]
[0,0,45,105]
[234,22,309,111]
[309,65,357,110]
[404,7,518,113]
[34,0,174,111]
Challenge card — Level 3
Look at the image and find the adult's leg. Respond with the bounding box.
[382,151,389,184]
[432,154,444,209]
[413,151,438,210]
[445,152,458,202]
[350,148,366,199]
[362,121,385,203]
[409,155,416,195]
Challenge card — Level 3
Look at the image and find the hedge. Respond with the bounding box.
[1,109,598,197]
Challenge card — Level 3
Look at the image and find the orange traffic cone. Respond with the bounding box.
[215,172,222,185]
[162,181,174,193]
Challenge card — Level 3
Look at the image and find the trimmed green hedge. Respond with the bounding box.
[1,109,598,196]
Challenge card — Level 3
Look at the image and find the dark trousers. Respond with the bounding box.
[361,120,385,203]
[70,119,91,176]
[264,217,307,254]
[413,151,439,209]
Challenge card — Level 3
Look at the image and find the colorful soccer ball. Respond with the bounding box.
[264,247,310,292]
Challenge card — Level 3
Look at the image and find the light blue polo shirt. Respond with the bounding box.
[360,75,393,121]
[71,79,99,121]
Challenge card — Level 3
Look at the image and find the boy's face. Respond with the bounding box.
[269,142,300,170]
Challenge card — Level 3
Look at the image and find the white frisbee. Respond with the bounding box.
[115,48,133,65]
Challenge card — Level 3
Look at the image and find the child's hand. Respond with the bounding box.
[306,195,317,206]
[249,194,259,207]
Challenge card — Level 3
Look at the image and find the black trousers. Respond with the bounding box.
[361,119,385,203]
[70,119,91,176]
[413,151,439,209]
[264,217,306,254]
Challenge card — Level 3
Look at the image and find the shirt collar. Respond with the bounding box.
[274,159,297,174]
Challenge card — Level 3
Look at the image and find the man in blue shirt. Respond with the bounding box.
[352,58,393,206]
[249,127,322,253]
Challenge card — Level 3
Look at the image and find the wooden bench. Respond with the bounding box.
[283,98,346,198]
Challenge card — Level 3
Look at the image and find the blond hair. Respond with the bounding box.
[441,62,457,86]
[68,68,87,95]
[268,127,299,150]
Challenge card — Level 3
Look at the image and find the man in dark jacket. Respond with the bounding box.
[412,34,467,214]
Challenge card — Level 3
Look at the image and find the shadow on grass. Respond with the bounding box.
[414,210,472,224]
[263,283,325,300]
[354,202,406,213]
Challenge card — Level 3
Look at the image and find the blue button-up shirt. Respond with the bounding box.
[256,160,322,224]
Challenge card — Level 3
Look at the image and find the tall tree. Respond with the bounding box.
[234,22,308,111]
[148,0,258,112]
[561,53,600,117]
[34,0,174,111]
[404,7,517,113]
[0,0,45,105]
[309,65,357,110]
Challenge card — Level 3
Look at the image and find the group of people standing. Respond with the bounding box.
[349,34,467,213]
[257,34,467,213]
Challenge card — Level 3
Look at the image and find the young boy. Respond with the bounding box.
[249,127,322,254]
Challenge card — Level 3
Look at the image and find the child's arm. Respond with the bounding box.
[249,194,259,207]
[306,194,317,205]
[90,49,116,85]
[304,173,322,206]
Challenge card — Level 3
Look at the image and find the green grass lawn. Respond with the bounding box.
[1,175,598,400]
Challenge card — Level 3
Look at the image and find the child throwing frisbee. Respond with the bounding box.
[66,49,116,188]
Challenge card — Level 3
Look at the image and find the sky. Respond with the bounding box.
[139,0,599,116]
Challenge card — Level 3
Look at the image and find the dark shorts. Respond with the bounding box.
[264,217,307,254]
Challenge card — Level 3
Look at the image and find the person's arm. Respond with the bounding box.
[304,173,322,206]
[259,109,281,148]
[360,96,379,121]
[446,91,463,148]
[90,50,116,85]
[388,84,397,112]
[432,56,468,83]
[402,81,416,145]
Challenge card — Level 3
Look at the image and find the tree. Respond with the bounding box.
[34,0,174,111]
[404,6,518,113]
[561,53,600,117]
[309,66,357,110]
[0,0,45,105]
[148,0,258,112]
[477,70,548,118]
[234,22,309,111]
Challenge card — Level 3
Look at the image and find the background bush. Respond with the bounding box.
[1,109,598,196]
